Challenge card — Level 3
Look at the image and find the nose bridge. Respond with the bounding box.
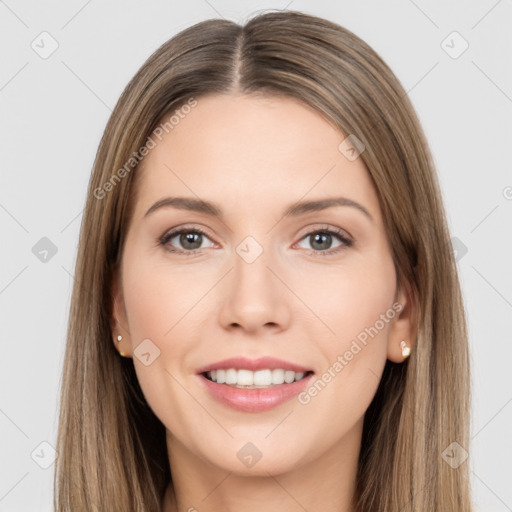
[218,233,290,332]
[233,234,275,303]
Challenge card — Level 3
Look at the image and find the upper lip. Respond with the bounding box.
[196,357,313,374]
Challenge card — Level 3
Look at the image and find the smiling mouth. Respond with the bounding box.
[201,368,314,389]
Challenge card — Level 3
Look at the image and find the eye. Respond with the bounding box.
[159,226,215,256]
[295,227,353,256]
[159,225,353,257]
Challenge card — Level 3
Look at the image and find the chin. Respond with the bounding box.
[201,441,310,477]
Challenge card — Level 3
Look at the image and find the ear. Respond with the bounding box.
[386,278,417,363]
[111,266,133,358]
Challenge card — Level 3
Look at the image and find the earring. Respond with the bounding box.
[116,335,127,357]
[400,340,411,358]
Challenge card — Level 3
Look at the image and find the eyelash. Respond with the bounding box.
[158,225,353,258]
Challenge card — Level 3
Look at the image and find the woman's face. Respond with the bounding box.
[112,93,414,476]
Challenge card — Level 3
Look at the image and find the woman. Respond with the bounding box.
[54,10,473,511]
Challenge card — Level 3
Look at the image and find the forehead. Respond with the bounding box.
[132,93,379,221]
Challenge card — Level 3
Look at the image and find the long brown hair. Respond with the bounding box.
[54,10,473,511]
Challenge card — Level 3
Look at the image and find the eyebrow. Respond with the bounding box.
[144,196,373,222]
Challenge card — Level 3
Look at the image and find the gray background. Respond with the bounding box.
[1,0,511,510]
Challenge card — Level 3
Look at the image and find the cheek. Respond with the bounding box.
[292,260,396,454]
[120,255,203,436]
[121,252,209,409]
[122,253,203,345]
[307,251,396,394]
[292,252,397,348]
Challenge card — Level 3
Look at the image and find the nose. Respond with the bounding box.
[217,241,291,335]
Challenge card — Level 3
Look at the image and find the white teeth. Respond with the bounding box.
[237,369,254,386]
[253,369,269,386]
[225,368,237,384]
[284,370,295,383]
[271,369,285,385]
[205,368,309,387]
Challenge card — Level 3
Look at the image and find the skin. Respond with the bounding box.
[111,93,416,512]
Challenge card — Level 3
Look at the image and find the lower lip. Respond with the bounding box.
[198,373,314,412]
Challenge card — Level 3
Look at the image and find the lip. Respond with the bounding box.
[196,357,315,413]
[198,371,315,412]
[196,356,313,374]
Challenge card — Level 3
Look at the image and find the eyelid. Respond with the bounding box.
[295,223,353,242]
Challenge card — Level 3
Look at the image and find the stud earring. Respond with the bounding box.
[400,340,411,358]
[116,335,127,357]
